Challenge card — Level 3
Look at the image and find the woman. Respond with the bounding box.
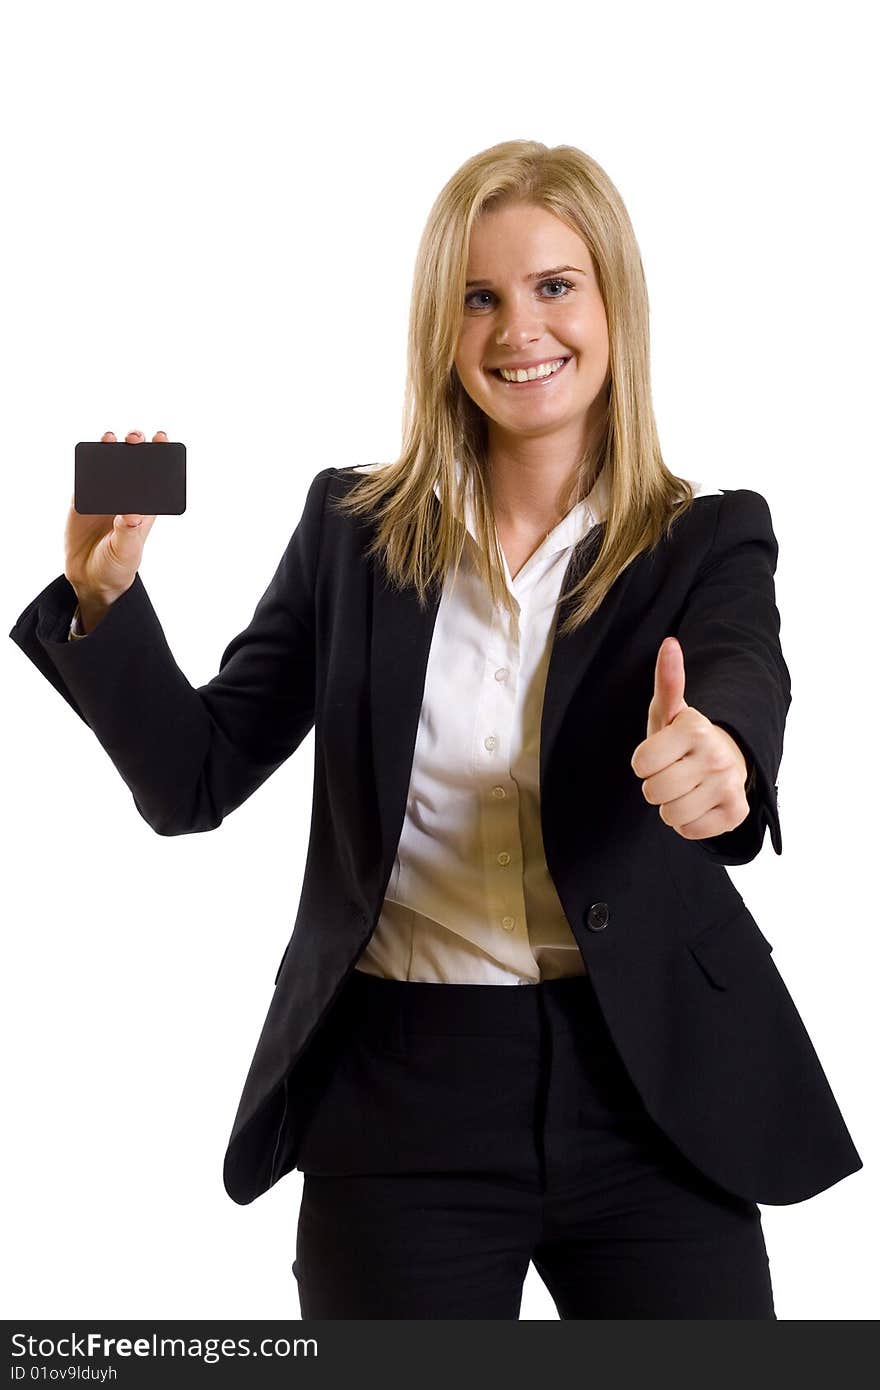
[9,140,862,1319]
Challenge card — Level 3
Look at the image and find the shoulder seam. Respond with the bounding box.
[695,488,727,582]
[313,468,334,598]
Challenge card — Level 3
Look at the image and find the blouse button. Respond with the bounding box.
[497,851,511,866]
[501,916,515,931]
[484,735,498,751]
[494,667,509,681]
[492,786,506,798]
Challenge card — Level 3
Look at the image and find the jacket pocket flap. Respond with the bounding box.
[687,907,773,990]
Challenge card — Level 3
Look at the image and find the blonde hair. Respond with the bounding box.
[331,139,700,638]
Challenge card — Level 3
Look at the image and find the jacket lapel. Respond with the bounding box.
[370,543,443,873]
[538,527,637,788]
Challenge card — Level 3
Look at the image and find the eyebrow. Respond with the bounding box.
[465,264,585,288]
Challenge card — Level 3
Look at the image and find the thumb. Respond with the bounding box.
[109,513,146,560]
[647,636,688,737]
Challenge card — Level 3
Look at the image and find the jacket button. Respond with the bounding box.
[586,902,609,931]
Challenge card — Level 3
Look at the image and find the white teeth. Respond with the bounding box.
[498,357,567,382]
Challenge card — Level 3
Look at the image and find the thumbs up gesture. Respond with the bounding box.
[630,636,753,841]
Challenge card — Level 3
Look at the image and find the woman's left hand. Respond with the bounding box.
[630,636,752,841]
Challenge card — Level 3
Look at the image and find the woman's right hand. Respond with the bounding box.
[64,429,166,608]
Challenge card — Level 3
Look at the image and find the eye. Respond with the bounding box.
[464,278,576,310]
[541,278,575,298]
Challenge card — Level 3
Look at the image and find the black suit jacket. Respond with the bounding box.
[9,466,863,1207]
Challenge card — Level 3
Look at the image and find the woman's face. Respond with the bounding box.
[454,202,610,452]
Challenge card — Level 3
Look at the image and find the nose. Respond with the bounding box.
[491,289,547,342]
[496,322,543,350]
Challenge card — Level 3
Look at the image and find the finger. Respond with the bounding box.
[120,433,144,517]
[154,430,168,442]
[647,637,687,737]
[101,431,116,441]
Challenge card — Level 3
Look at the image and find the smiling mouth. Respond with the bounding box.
[490,356,572,386]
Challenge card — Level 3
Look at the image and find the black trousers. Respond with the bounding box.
[290,969,776,1319]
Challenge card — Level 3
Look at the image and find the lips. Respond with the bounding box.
[490,355,572,384]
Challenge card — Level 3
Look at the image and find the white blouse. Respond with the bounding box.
[68,464,722,985]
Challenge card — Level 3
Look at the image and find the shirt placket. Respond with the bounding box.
[472,562,542,983]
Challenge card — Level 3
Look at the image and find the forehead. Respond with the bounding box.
[466,203,590,277]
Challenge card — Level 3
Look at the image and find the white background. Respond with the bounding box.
[2,0,876,1322]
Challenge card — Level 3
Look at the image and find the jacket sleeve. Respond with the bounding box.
[7,466,336,836]
[674,487,792,867]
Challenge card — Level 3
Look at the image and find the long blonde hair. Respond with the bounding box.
[331,139,700,638]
